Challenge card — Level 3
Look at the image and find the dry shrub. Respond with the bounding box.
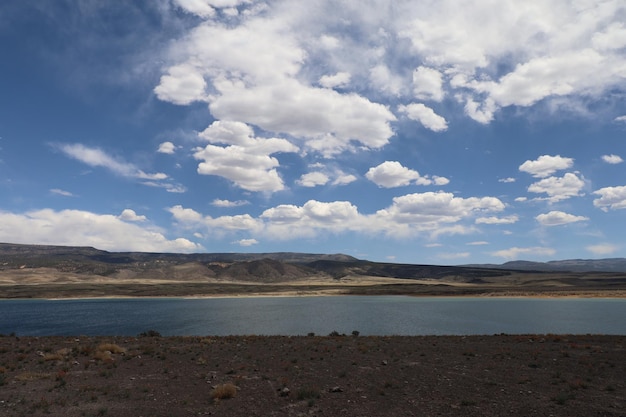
[211,383,237,400]
[43,353,63,361]
[93,350,112,362]
[97,343,126,354]
[15,372,51,381]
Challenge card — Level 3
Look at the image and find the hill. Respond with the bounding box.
[1,242,625,298]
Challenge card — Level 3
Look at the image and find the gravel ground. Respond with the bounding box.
[0,334,624,416]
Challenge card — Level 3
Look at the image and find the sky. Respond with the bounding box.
[0,0,625,264]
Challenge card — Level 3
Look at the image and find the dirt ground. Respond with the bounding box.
[0,334,624,416]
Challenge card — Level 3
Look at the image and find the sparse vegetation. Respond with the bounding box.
[210,383,238,400]
[0,334,623,416]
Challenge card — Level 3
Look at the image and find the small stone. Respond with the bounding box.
[329,386,343,393]
[280,387,290,397]
[381,360,388,366]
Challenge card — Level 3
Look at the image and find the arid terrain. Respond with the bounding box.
[0,333,624,416]
[1,243,626,299]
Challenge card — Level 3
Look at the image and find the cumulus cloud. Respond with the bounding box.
[586,243,619,256]
[370,64,405,96]
[319,72,351,89]
[157,141,177,154]
[519,155,574,178]
[398,103,448,132]
[154,0,626,147]
[156,16,396,155]
[374,192,504,227]
[527,173,585,202]
[365,161,447,188]
[118,209,147,222]
[296,172,330,187]
[194,120,299,192]
[593,185,626,211]
[602,154,623,164]
[234,238,259,247]
[172,0,216,18]
[412,66,444,102]
[211,199,250,208]
[615,115,626,123]
[167,191,505,241]
[499,177,515,183]
[490,246,556,260]
[0,209,201,253]
[535,211,588,226]
[475,215,518,225]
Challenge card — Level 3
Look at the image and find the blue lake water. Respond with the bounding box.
[0,296,624,336]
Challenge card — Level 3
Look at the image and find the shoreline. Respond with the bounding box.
[0,288,623,301]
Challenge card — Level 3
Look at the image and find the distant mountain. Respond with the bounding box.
[0,242,356,265]
[463,258,626,273]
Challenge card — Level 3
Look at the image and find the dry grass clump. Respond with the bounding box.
[43,352,64,361]
[97,343,126,354]
[15,371,51,381]
[210,383,238,400]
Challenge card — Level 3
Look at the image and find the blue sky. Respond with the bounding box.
[1,1,625,264]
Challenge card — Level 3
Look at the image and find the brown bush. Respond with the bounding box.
[97,343,126,354]
[211,383,237,400]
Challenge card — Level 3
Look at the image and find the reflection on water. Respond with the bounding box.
[0,296,624,336]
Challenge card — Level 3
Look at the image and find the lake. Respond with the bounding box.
[0,296,624,336]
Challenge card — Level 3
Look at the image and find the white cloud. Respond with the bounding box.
[593,185,626,211]
[332,173,358,186]
[156,17,396,155]
[366,161,422,188]
[296,172,330,187]
[527,173,585,202]
[211,199,250,208]
[370,64,405,96]
[586,243,619,256]
[118,209,147,222]
[376,192,505,227]
[475,215,518,225]
[172,0,215,18]
[499,177,515,183]
[535,211,588,226]
[490,246,556,260]
[319,72,351,89]
[412,66,444,102]
[398,103,448,132]
[155,0,626,138]
[615,115,626,123]
[424,243,443,248]
[602,154,623,164]
[0,209,201,253]
[519,155,574,178]
[167,191,505,241]
[234,238,259,247]
[50,188,74,197]
[154,63,208,105]
[432,176,450,186]
[467,241,488,246]
[59,143,168,181]
[366,161,446,188]
[438,252,470,260]
[194,121,298,192]
[157,141,177,154]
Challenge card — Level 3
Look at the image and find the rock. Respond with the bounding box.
[280,387,290,397]
[329,386,343,393]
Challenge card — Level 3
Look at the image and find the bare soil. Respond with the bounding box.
[0,334,623,416]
